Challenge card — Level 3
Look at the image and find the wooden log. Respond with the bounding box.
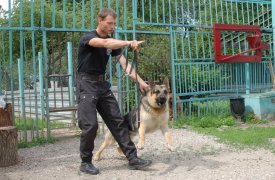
[0,126,18,167]
[0,103,13,127]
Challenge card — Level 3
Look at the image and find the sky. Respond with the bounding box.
[0,0,13,11]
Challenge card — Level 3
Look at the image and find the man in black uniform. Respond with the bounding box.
[76,8,152,175]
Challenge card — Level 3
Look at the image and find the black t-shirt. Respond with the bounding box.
[77,31,122,75]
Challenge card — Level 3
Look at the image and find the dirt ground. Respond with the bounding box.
[1,128,275,180]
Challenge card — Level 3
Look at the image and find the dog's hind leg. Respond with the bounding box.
[116,144,126,158]
[160,126,174,151]
[93,131,115,161]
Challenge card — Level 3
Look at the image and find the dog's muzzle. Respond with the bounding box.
[156,96,167,106]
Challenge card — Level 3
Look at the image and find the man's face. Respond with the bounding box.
[98,15,116,35]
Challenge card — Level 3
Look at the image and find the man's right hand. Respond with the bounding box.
[128,40,145,51]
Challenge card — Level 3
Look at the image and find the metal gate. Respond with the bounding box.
[133,0,274,118]
[0,0,274,142]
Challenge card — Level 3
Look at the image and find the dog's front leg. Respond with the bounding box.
[161,127,174,151]
[137,123,146,149]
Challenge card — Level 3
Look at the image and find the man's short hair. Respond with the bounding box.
[98,8,117,19]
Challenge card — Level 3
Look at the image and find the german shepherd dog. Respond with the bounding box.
[93,77,173,161]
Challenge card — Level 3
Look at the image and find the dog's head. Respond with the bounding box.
[145,77,170,109]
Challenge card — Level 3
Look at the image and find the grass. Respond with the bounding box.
[15,118,65,148]
[173,113,275,152]
[15,118,67,130]
[196,127,275,151]
[18,136,56,148]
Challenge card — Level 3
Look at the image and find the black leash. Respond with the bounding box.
[116,48,141,128]
[133,50,141,129]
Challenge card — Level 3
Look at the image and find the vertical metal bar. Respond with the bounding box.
[100,0,103,9]
[67,42,76,125]
[245,63,250,94]
[38,52,44,121]
[8,0,15,122]
[174,31,178,60]
[156,0,159,24]
[220,0,224,23]
[162,0,165,24]
[18,58,27,142]
[198,0,202,25]
[175,0,178,25]
[230,0,233,24]
[133,0,138,106]
[149,0,152,23]
[214,0,218,23]
[246,2,249,24]
[170,27,177,119]
[192,0,196,23]
[209,0,213,25]
[195,32,198,59]
[116,63,122,111]
[124,0,127,30]
[52,0,56,28]
[91,0,94,29]
[225,0,229,23]
[62,0,66,28]
[82,0,85,29]
[272,1,275,69]
[168,0,172,24]
[141,0,145,23]
[73,0,76,29]
[31,0,39,137]
[236,1,239,24]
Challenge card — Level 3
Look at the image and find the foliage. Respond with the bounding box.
[198,126,275,151]
[173,113,275,152]
[173,115,235,129]
[15,118,66,130]
[18,136,56,148]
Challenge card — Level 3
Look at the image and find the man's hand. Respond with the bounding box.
[128,40,145,51]
[139,81,149,94]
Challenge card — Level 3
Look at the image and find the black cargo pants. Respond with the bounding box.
[76,77,137,163]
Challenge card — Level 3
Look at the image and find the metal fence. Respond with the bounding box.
[0,0,274,142]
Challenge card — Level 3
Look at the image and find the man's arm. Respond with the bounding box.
[118,54,149,92]
[88,38,144,50]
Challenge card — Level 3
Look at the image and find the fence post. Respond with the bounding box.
[67,42,76,125]
[17,58,27,142]
[272,1,275,70]
[38,52,45,121]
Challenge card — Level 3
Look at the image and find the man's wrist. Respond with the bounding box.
[127,41,132,48]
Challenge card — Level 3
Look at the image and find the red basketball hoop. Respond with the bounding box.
[214,23,268,63]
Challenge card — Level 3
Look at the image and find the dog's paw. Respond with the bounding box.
[167,144,174,152]
[93,155,100,161]
[137,143,144,150]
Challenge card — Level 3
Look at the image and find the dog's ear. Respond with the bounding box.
[148,80,155,89]
[163,77,170,90]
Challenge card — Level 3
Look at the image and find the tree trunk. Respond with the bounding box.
[0,126,18,167]
[0,103,13,127]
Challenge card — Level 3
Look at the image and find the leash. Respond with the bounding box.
[116,47,142,129]
[133,50,141,129]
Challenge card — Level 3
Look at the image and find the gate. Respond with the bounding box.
[134,0,274,118]
[0,0,274,142]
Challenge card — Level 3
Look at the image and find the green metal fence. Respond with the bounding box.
[0,0,274,142]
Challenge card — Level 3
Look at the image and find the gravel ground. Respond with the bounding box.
[1,128,275,180]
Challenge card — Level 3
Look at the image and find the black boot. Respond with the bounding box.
[80,162,99,175]
[128,157,152,170]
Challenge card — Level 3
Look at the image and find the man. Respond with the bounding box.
[76,8,152,175]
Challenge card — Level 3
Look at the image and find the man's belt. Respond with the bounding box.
[78,73,105,81]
